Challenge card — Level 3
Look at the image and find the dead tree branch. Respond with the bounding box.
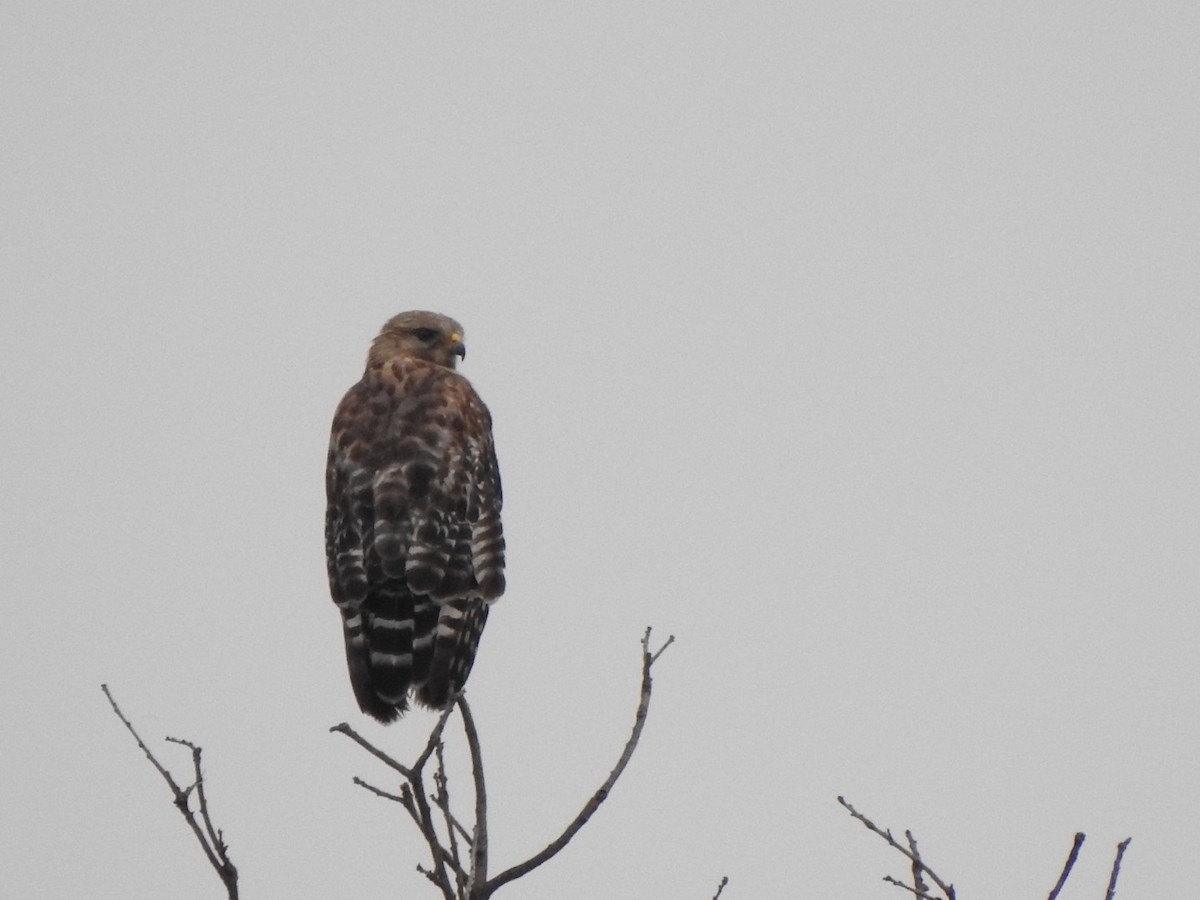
[334,627,673,899]
[1104,838,1133,900]
[458,696,488,893]
[332,702,462,900]
[881,876,944,900]
[841,796,1134,900]
[906,830,930,899]
[101,685,239,900]
[1046,832,1085,900]
[481,627,672,896]
[838,796,956,900]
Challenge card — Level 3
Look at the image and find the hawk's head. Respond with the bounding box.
[368,310,467,370]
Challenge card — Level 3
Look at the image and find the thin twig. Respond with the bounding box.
[409,755,455,898]
[458,697,488,893]
[1104,838,1132,900]
[838,797,955,900]
[413,703,465,897]
[433,741,465,894]
[481,628,673,896]
[443,807,475,847]
[906,830,929,899]
[417,862,446,888]
[104,684,178,786]
[166,737,227,869]
[334,630,672,899]
[712,874,729,899]
[102,685,239,900]
[332,707,464,900]
[1046,832,1085,900]
[352,776,406,803]
[650,633,675,664]
[414,702,461,771]
[329,722,415,778]
[882,875,946,900]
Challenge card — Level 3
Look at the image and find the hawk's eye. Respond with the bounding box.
[412,327,439,342]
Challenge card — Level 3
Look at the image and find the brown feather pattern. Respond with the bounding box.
[325,312,505,722]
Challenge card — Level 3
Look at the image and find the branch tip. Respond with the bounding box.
[839,796,956,900]
[103,685,238,899]
[1047,831,1086,900]
[1104,837,1133,900]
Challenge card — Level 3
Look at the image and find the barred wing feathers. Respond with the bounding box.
[326,357,505,722]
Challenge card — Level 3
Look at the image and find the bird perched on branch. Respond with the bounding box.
[325,311,505,722]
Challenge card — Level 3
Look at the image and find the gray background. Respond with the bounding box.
[3,3,1196,898]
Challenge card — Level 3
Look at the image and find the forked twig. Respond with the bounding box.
[906,830,929,898]
[843,796,1132,900]
[333,704,464,900]
[838,797,955,900]
[101,685,239,900]
[334,628,674,899]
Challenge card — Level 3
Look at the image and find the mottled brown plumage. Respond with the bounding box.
[326,311,505,722]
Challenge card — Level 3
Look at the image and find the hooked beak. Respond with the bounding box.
[449,332,466,360]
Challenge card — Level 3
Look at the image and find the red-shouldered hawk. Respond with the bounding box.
[325,311,505,723]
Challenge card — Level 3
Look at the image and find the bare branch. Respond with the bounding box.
[882,875,946,900]
[417,862,446,888]
[482,628,673,896]
[906,830,929,898]
[1046,832,1085,900]
[458,697,488,893]
[334,630,672,899]
[1104,838,1133,900]
[443,807,475,848]
[837,797,955,900]
[711,874,729,899]
[433,741,466,895]
[102,685,239,900]
[414,702,461,771]
[104,684,179,788]
[649,632,675,664]
[409,756,456,897]
[330,722,415,779]
[352,776,406,804]
[332,709,464,900]
[165,736,227,870]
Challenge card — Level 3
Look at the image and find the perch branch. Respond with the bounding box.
[334,629,673,899]
[433,741,466,895]
[458,697,488,892]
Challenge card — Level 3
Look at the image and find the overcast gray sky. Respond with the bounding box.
[2,3,1197,898]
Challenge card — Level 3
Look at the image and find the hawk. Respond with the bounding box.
[325,311,505,722]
